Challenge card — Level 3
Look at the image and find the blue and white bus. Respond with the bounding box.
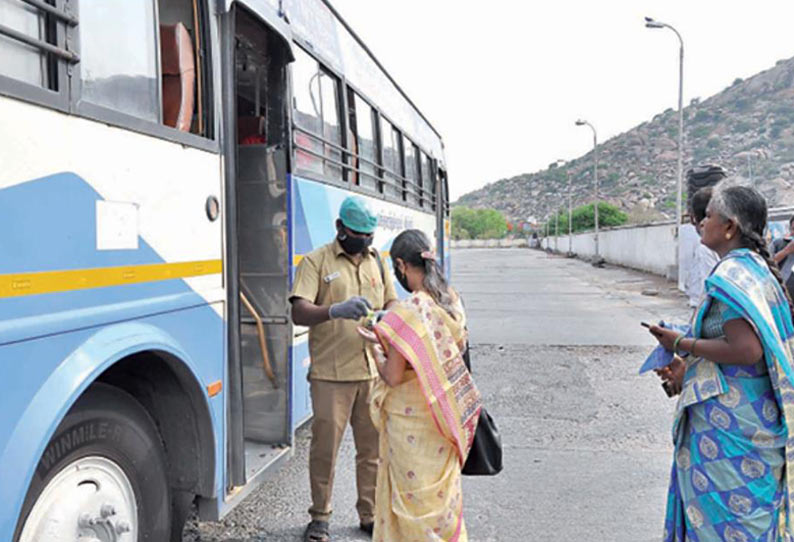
[0,0,450,540]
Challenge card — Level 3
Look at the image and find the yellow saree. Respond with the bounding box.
[370,291,481,542]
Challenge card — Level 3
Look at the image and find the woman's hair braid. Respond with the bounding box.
[743,229,794,315]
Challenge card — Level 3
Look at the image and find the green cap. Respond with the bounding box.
[339,196,378,234]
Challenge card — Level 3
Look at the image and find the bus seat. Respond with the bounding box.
[160,23,195,132]
[238,116,266,145]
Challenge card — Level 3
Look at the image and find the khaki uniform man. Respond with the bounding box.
[290,196,397,542]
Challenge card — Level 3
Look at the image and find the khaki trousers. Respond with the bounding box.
[308,379,379,523]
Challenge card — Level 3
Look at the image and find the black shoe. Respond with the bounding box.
[304,520,330,542]
[359,521,374,536]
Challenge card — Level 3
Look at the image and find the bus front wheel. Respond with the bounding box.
[15,383,171,542]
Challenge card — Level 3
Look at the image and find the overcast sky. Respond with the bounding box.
[332,1,794,201]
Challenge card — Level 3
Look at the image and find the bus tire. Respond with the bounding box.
[14,383,171,542]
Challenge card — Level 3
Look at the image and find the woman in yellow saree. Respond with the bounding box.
[358,229,481,542]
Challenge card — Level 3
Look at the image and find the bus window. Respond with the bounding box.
[319,69,342,181]
[403,138,419,207]
[442,168,450,217]
[158,0,211,136]
[351,92,378,191]
[79,0,159,122]
[292,47,324,176]
[0,2,47,87]
[393,126,405,201]
[421,152,433,209]
[345,86,358,185]
[380,117,402,200]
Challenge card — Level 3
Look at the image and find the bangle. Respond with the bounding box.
[691,338,698,357]
[673,334,685,354]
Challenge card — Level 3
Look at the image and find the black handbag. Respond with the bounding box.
[461,343,503,476]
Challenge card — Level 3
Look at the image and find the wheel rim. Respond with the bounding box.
[19,456,138,542]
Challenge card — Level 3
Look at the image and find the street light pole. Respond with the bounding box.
[575,119,599,262]
[646,16,684,273]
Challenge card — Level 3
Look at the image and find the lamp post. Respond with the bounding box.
[554,159,569,255]
[575,119,600,263]
[645,16,684,273]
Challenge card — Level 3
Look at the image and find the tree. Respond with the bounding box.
[476,208,509,239]
[451,206,508,239]
[451,207,477,240]
[545,202,627,234]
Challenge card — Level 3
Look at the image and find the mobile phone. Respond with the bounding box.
[640,321,651,328]
[662,380,675,397]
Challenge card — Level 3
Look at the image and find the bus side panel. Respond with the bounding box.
[287,175,438,432]
[0,97,224,317]
[0,305,225,541]
[290,336,312,429]
[289,175,438,280]
[0,97,228,534]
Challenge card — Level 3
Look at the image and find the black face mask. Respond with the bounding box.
[394,265,411,292]
[338,232,373,255]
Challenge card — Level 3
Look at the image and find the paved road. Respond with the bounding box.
[186,248,691,541]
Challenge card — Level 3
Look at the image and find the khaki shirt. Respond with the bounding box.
[290,240,398,381]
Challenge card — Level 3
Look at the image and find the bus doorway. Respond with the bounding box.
[229,7,292,493]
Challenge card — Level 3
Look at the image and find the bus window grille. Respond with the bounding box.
[0,0,79,64]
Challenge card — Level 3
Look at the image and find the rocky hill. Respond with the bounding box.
[456,56,794,225]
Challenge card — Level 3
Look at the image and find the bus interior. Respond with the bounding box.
[232,8,292,483]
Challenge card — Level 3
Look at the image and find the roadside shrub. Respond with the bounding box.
[545,202,627,234]
[451,206,508,240]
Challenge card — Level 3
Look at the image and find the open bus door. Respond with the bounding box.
[215,2,294,517]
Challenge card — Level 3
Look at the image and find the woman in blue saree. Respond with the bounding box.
[650,185,794,542]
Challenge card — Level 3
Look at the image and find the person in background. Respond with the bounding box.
[684,187,720,308]
[649,184,794,541]
[772,215,794,298]
[358,229,481,542]
[290,196,398,542]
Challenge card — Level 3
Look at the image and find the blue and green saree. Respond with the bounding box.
[665,249,794,542]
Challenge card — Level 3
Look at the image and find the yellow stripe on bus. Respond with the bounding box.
[0,259,223,298]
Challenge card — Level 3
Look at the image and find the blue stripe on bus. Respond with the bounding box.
[0,172,164,274]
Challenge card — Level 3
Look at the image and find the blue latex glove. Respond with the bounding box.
[639,321,692,375]
[329,296,372,320]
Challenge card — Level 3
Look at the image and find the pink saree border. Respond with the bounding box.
[376,309,468,463]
